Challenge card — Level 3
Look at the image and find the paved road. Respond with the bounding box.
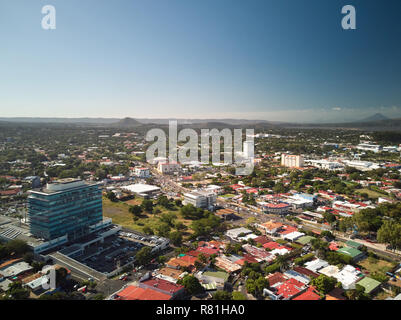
[49,252,107,282]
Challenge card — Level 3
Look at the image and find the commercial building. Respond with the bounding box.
[262,202,291,214]
[356,143,382,153]
[121,183,161,197]
[281,154,304,168]
[305,159,344,171]
[157,162,181,174]
[28,179,103,241]
[225,227,253,240]
[342,160,381,172]
[134,167,150,178]
[183,191,216,210]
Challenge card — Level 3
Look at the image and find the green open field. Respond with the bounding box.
[359,256,396,276]
[355,188,385,199]
[220,194,235,198]
[102,197,194,235]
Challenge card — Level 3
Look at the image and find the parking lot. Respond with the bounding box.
[75,234,145,274]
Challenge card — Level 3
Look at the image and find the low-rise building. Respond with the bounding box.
[183,191,216,210]
[121,183,160,197]
[157,162,181,174]
[263,202,291,214]
[134,167,150,178]
[225,227,253,240]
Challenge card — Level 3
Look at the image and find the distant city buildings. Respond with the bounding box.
[305,159,344,171]
[356,143,382,153]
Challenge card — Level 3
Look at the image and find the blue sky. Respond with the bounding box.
[1,0,401,122]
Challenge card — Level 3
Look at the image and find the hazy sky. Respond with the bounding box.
[1,0,401,122]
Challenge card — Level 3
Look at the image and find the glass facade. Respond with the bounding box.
[28,182,103,241]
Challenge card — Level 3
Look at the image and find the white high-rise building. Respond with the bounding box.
[281,154,304,168]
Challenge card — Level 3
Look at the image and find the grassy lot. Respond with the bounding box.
[220,194,236,198]
[355,188,385,199]
[102,197,194,235]
[359,256,396,276]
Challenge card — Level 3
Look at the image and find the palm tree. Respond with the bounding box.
[275,254,290,272]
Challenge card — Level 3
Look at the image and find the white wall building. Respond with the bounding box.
[356,144,382,153]
[183,191,216,209]
[281,154,304,168]
[134,167,150,178]
[157,162,181,174]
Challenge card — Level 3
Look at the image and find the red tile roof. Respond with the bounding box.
[140,278,184,295]
[254,235,271,245]
[292,287,321,300]
[116,286,172,300]
[196,246,219,256]
[263,241,281,250]
[292,266,319,279]
[276,278,306,299]
[279,225,298,235]
[267,272,286,286]
[0,189,21,196]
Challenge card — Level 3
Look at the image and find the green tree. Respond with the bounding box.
[213,290,232,300]
[156,222,171,237]
[232,291,247,300]
[311,274,337,294]
[4,281,30,300]
[135,246,153,265]
[141,199,154,213]
[129,205,143,217]
[169,231,183,246]
[143,226,154,235]
[180,275,203,295]
[377,220,401,251]
[106,191,117,202]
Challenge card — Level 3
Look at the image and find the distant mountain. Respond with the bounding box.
[134,118,276,125]
[0,117,121,124]
[1,115,400,131]
[282,117,401,131]
[114,117,142,127]
[359,113,389,122]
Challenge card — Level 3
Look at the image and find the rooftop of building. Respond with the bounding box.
[140,277,184,293]
[29,179,97,195]
[115,285,171,300]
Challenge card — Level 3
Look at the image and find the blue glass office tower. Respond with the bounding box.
[28,179,103,241]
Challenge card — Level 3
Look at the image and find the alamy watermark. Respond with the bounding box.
[41,5,56,30]
[145,121,255,176]
[40,4,356,31]
[41,265,57,290]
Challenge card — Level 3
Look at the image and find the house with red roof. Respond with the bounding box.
[276,278,307,300]
[235,253,259,266]
[138,277,185,299]
[254,235,271,245]
[0,188,22,197]
[266,272,286,287]
[292,287,321,300]
[114,285,172,300]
